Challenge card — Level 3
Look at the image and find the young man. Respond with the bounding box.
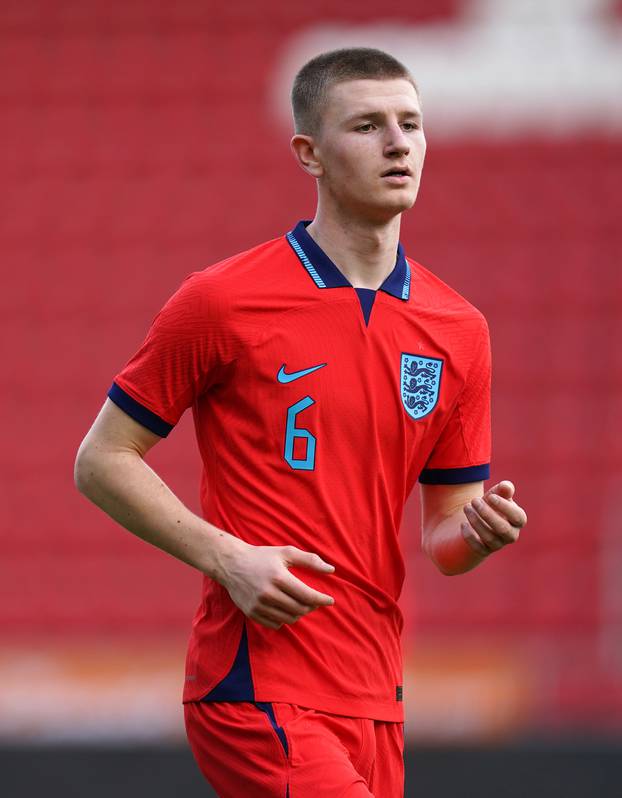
[75,49,527,797]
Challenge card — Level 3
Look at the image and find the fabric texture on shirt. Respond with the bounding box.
[109,224,491,722]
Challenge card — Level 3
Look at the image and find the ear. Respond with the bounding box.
[290,134,324,178]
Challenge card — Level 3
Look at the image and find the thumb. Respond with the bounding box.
[487,480,515,500]
[283,546,335,573]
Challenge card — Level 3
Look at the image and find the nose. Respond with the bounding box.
[384,122,410,157]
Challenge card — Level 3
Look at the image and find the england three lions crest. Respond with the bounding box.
[400,354,443,420]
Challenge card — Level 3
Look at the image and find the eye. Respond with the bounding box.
[356,123,375,132]
[402,121,420,131]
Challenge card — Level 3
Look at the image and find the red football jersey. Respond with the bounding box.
[109,221,491,722]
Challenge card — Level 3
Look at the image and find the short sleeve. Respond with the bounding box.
[108,272,226,437]
[419,317,491,484]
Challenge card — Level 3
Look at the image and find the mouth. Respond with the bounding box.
[381,166,412,183]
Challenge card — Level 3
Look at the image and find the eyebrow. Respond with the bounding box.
[344,109,423,124]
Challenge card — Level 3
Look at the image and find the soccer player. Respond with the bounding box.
[75,48,527,797]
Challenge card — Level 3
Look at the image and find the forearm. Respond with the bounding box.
[423,509,488,575]
[74,443,240,583]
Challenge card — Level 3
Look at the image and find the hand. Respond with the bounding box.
[217,540,336,630]
[461,480,527,558]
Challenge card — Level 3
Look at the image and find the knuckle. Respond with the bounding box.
[469,540,488,556]
[495,535,508,549]
[479,533,496,549]
[501,526,517,543]
[462,527,486,554]
[462,526,475,541]
[461,525,476,542]
[473,522,489,539]
[463,530,478,546]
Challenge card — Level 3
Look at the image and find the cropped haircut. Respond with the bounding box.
[291,47,418,136]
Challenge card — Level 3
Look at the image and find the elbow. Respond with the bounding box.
[74,439,97,497]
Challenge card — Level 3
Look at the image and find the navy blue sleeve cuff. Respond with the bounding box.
[107,383,174,438]
[419,463,490,485]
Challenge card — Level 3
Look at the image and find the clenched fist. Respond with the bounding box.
[462,480,527,557]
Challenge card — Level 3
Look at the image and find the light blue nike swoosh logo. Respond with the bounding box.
[277,362,327,383]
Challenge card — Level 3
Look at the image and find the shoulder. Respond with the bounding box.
[186,235,287,291]
[407,257,489,336]
[163,234,288,320]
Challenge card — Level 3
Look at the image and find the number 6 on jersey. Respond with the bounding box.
[284,396,316,471]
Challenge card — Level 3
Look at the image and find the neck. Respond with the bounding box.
[306,203,402,290]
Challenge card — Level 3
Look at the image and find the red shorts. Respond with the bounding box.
[184,700,404,797]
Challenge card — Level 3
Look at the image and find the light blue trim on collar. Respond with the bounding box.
[286,231,326,288]
[402,261,411,300]
[287,220,411,301]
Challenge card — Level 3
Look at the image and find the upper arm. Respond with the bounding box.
[77,398,163,462]
[420,481,484,545]
[418,315,491,486]
[75,272,226,486]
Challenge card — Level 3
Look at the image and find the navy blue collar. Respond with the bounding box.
[286,220,411,301]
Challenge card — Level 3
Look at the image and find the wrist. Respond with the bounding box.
[425,512,491,575]
[203,526,247,585]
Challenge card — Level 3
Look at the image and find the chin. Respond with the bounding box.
[373,193,417,219]
[394,193,417,211]
[381,185,418,207]
[340,187,417,223]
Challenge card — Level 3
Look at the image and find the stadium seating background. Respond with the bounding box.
[2,0,621,749]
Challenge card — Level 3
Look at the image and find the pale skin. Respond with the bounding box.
[75,77,527,630]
